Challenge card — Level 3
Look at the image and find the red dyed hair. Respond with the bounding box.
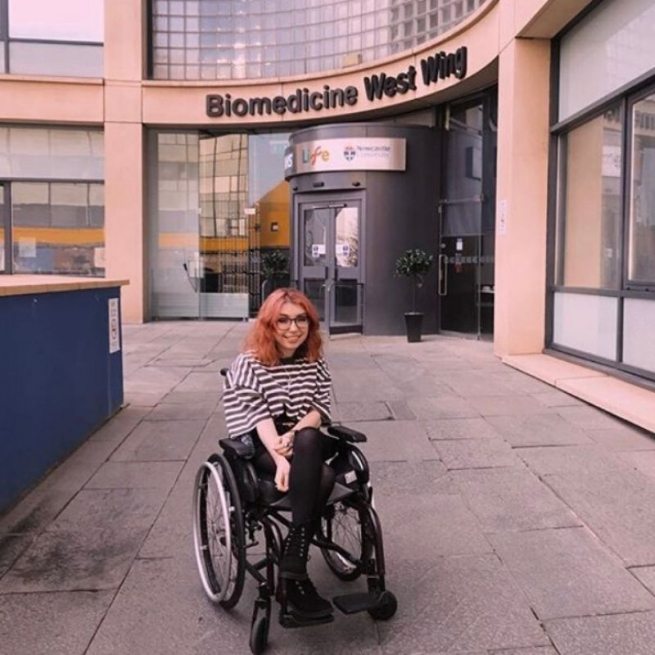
[244,288,323,365]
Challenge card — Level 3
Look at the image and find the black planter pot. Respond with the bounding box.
[404,312,423,343]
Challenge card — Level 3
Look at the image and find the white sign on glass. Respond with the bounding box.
[18,237,36,258]
[311,244,326,258]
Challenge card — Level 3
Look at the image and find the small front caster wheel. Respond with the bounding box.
[368,591,398,621]
[250,615,270,655]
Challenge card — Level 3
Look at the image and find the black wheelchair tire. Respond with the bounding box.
[368,591,398,621]
[321,501,374,582]
[249,615,269,655]
[194,453,246,610]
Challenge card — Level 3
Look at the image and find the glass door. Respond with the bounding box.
[438,91,497,338]
[297,195,364,334]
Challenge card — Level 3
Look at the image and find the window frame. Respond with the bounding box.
[547,5,655,384]
[625,82,655,290]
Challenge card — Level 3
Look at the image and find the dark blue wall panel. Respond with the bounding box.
[0,288,123,513]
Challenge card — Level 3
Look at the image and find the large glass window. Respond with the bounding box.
[0,127,104,277]
[5,0,103,77]
[11,182,105,276]
[559,0,655,121]
[8,0,103,41]
[558,107,622,289]
[150,0,488,80]
[149,130,290,318]
[628,92,655,284]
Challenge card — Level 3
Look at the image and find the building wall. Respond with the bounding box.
[0,0,598,354]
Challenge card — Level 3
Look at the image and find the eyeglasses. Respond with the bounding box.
[276,315,309,330]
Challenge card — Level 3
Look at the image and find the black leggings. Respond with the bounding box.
[252,427,336,524]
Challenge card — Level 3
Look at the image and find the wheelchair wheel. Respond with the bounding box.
[321,501,374,581]
[193,453,246,609]
[249,615,270,655]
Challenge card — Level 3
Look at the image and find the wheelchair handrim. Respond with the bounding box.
[193,460,233,603]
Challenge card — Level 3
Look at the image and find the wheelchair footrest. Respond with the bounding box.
[333,592,384,615]
[279,612,335,629]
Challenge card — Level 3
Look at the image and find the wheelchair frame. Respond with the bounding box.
[192,424,397,655]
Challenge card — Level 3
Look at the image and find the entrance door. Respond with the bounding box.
[438,92,496,338]
[296,195,364,334]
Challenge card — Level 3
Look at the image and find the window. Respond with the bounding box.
[11,182,105,276]
[628,92,655,284]
[8,0,104,41]
[557,106,623,289]
[5,0,104,77]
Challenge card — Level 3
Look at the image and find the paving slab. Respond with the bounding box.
[630,566,655,595]
[542,470,655,566]
[377,555,550,654]
[0,534,34,578]
[424,417,502,440]
[545,611,655,655]
[489,649,559,655]
[46,487,167,533]
[0,487,76,535]
[85,461,184,491]
[443,371,518,397]
[486,414,591,447]
[556,405,624,429]
[161,391,220,405]
[407,394,480,419]
[467,395,552,417]
[124,366,190,394]
[0,527,149,592]
[386,400,416,420]
[110,419,206,462]
[584,426,655,451]
[532,390,584,408]
[0,590,115,655]
[432,438,519,470]
[146,400,217,421]
[172,371,222,393]
[374,494,492,560]
[516,445,626,476]
[331,367,405,402]
[89,406,151,443]
[353,420,440,462]
[452,467,581,533]
[370,460,456,496]
[86,557,380,655]
[332,401,393,422]
[619,450,655,479]
[490,527,655,620]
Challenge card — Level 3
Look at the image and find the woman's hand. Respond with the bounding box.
[273,431,295,459]
[274,457,291,492]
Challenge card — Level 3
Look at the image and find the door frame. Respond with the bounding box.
[293,191,366,335]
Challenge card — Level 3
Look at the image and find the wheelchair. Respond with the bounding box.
[192,420,397,654]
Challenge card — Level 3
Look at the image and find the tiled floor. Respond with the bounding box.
[2,322,655,655]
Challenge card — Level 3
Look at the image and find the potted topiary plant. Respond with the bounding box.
[261,250,290,297]
[394,248,434,342]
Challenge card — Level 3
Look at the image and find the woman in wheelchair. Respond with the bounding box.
[223,288,337,620]
[193,288,396,654]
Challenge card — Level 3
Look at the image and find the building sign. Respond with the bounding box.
[284,138,406,176]
[108,298,120,354]
[206,46,468,119]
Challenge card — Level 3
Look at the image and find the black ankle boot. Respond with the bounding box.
[279,522,312,580]
[278,522,333,619]
[282,578,333,620]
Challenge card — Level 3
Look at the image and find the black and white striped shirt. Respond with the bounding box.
[223,351,332,438]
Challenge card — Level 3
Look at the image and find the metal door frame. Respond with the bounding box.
[293,191,365,335]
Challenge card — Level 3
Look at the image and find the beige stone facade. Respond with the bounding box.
[0,0,596,350]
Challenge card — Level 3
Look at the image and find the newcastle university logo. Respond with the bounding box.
[344,146,356,161]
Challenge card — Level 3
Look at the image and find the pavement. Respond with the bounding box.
[3,321,655,655]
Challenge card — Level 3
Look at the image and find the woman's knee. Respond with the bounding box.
[293,427,322,455]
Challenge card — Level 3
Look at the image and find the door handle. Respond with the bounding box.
[438,254,448,297]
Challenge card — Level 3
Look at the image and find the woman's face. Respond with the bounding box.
[273,301,310,357]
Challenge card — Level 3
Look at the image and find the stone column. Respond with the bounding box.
[104,0,146,322]
[494,37,551,356]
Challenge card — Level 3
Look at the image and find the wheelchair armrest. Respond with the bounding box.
[327,424,367,443]
[220,368,229,378]
[219,438,253,459]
